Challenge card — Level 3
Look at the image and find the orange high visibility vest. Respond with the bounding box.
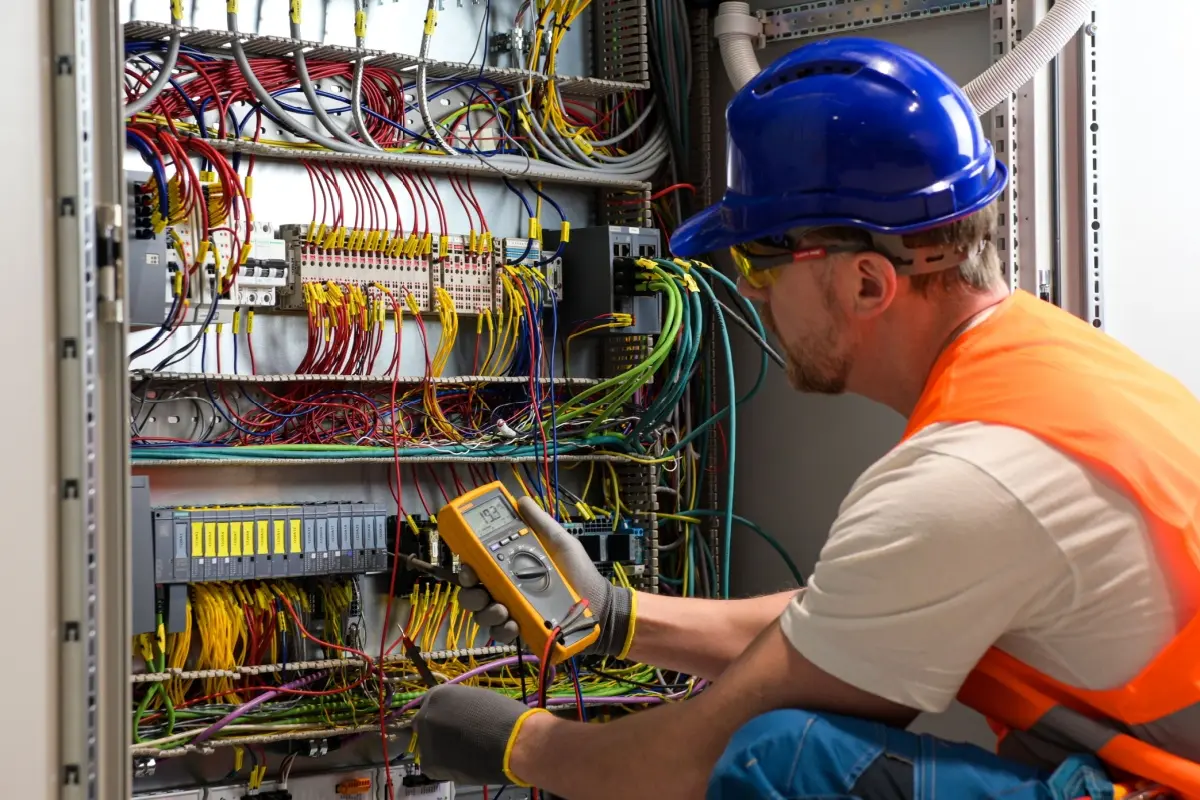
[903,291,1200,797]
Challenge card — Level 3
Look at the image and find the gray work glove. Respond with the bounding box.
[414,683,548,785]
[458,496,636,658]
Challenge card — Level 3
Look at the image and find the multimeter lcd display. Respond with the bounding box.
[463,496,518,539]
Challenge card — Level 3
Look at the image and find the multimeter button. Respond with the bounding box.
[489,543,501,551]
[499,536,511,545]
[497,553,505,561]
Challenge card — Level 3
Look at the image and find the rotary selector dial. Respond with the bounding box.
[509,550,551,593]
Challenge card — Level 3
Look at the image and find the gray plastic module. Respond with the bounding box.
[315,505,331,575]
[132,477,156,634]
[338,503,354,572]
[166,584,188,634]
[351,507,365,573]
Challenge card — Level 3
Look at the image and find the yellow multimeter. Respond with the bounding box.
[438,481,600,664]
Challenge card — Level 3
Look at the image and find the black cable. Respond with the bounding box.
[715,297,785,368]
[152,279,223,371]
[516,643,530,705]
[582,664,693,693]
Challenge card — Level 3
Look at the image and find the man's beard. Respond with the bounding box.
[762,305,851,395]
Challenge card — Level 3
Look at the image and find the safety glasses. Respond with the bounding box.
[730,239,866,289]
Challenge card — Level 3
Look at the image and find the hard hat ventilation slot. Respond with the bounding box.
[753,61,864,95]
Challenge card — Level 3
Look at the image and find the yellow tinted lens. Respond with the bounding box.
[730,247,773,288]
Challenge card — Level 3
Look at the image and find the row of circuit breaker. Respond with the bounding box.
[151,502,391,584]
[278,225,563,315]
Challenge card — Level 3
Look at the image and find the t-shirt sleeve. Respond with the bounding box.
[779,445,1062,713]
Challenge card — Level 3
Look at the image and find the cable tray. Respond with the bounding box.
[130,371,602,386]
[131,453,637,467]
[131,645,518,684]
[125,21,647,98]
[202,139,650,190]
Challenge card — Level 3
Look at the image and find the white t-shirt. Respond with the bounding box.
[780,421,1180,713]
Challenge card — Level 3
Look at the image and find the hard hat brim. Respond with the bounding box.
[669,161,1008,259]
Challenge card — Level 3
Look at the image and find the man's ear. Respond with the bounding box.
[850,252,898,318]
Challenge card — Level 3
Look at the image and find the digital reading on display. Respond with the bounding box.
[464,496,517,539]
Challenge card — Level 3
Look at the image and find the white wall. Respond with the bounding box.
[0,0,59,795]
[1097,1,1200,395]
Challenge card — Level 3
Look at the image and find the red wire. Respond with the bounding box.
[610,183,697,205]
[274,593,376,697]
[426,465,452,505]
[412,464,432,515]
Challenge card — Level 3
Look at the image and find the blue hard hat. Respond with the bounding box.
[670,38,1008,258]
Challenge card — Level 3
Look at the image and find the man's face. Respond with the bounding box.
[740,257,856,394]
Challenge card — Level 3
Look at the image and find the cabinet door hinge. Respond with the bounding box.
[96,203,124,323]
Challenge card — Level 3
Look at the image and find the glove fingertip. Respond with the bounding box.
[492,620,520,643]
[458,564,480,588]
[459,587,491,613]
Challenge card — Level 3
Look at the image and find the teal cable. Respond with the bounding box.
[684,510,805,588]
[710,290,736,597]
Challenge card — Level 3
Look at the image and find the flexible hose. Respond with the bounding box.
[292,16,370,150]
[714,2,762,92]
[713,0,1096,115]
[417,0,459,156]
[126,3,182,116]
[350,2,382,151]
[227,11,653,181]
[227,11,364,154]
[963,0,1095,114]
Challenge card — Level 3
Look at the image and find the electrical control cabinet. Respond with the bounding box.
[111,1,673,795]
[547,225,662,335]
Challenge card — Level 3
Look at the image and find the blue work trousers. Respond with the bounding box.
[708,710,1115,800]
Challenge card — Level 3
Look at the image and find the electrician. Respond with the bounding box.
[413,39,1200,799]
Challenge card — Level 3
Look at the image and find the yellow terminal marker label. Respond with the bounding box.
[289,519,302,554]
[217,523,230,558]
[230,522,243,557]
[274,520,286,555]
[243,522,256,556]
[257,520,269,555]
[191,522,203,558]
[204,523,217,558]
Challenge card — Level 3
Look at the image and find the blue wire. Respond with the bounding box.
[526,183,567,265]
[500,181,535,265]
[569,658,587,722]
[125,130,170,219]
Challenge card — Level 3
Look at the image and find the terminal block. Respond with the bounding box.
[497,237,562,307]
[278,225,434,313]
[434,234,497,314]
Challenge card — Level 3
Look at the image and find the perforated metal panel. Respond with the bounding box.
[593,0,650,85]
